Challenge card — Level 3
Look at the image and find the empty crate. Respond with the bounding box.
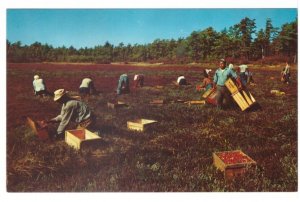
[65,129,102,150]
[232,90,256,111]
[127,119,157,132]
[225,78,239,94]
[107,101,126,109]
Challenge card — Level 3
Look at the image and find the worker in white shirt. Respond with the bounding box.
[33,75,51,97]
[133,74,144,88]
[177,76,187,85]
[79,78,96,95]
[46,89,95,139]
[238,64,248,86]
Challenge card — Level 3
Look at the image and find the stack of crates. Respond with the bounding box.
[225,78,256,111]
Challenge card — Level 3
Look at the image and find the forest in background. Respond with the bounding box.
[7,17,297,64]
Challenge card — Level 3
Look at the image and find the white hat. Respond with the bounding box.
[34,75,40,80]
[205,69,212,74]
[229,64,234,69]
[53,89,68,101]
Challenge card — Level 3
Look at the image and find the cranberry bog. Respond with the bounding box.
[7,63,297,191]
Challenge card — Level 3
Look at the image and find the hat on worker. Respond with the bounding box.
[34,75,40,80]
[53,89,68,101]
[220,58,226,65]
[205,69,212,75]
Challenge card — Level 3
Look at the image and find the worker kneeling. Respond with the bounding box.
[46,89,95,139]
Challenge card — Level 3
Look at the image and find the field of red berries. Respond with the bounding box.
[7,62,297,191]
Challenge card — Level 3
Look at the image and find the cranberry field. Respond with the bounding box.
[6,63,297,191]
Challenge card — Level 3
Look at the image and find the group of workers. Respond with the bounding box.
[32,59,291,140]
[33,73,144,139]
[196,59,255,109]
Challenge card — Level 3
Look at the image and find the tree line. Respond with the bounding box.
[7,17,297,64]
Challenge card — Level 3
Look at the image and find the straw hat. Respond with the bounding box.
[53,89,68,101]
[34,75,40,80]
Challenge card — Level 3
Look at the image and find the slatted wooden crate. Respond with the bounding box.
[232,90,256,111]
[127,119,157,132]
[206,89,218,105]
[65,129,102,150]
[107,101,126,109]
[224,78,257,111]
[213,150,256,180]
[26,117,49,140]
[202,88,214,99]
[225,78,239,94]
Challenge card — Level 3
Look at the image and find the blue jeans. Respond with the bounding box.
[240,72,248,86]
[117,75,130,95]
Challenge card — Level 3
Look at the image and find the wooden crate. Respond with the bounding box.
[206,89,218,105]
[213,150,256,180]
[107,101,126,109]
[232,90,256,111]
[185,100,206,105]
[65,129,102,150]
[127,119,157,132]
[150,99,166,105]
[225,78,239,94]
[155,85,164,89]
[270,90,285,96]
[26,117,49,140]
[202,88,214,99]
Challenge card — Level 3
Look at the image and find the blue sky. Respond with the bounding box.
[7,9,297,49]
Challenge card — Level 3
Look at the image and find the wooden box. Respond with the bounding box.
[65,129,102,150]
[206,89,218,105]
[232,90,256,111]
[213,150,256,180]
[26,117,49,140]
[150,99,166,105]
[155,85,164,89]
[127,119,157,132]
[202,88,214,99]
[225,78,239,94]
[185,100,206,105]
[107,101,126,109]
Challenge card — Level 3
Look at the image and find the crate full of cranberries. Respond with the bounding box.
[213,150,256,179]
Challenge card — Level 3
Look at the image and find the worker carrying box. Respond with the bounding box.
[224,78,256,111]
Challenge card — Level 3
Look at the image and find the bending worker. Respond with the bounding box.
[33,75,50,97]
[79,77,96,95]
[117,73,130,95]
[47,89,95,139]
